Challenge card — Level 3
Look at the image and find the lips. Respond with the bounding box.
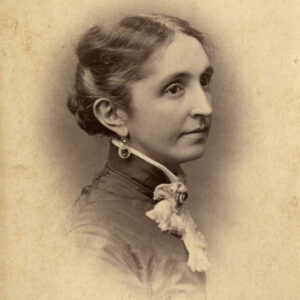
[182,126,210,135]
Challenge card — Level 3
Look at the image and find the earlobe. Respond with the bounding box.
[93,98,128,137]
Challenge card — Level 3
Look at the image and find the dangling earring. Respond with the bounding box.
[118,136,131,159]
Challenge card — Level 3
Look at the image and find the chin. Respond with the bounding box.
[176,145,206,164]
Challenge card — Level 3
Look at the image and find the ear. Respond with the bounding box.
[93,98,129,137]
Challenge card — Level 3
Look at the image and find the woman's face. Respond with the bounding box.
[126,33,213,171]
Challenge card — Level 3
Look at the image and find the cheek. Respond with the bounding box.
[129,117,165,145]
[131,114,171,139]
[128,99,187,142]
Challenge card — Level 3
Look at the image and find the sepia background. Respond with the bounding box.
[1,0,299,299]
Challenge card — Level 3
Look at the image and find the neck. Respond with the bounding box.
[111,138,184,183]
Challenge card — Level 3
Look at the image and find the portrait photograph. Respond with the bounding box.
[1,0,299,299]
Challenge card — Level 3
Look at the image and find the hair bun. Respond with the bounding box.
[67,93,80,115]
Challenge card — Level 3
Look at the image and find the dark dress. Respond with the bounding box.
[68,142,206,299]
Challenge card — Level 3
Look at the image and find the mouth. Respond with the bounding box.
[182,126,210,135]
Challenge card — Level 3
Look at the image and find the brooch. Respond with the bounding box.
[146,182,209,272]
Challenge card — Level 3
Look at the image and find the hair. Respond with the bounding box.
[67,13,205,136]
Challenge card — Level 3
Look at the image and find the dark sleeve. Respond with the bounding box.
[66,224,154,300]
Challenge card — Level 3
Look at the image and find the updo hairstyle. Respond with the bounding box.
[67,14,205,136]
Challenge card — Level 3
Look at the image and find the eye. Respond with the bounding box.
[164,83,185,97]
[200,73,212,89]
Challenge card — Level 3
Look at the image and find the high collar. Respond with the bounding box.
[106,141,175,195]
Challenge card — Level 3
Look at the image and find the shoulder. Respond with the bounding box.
[69,166,157,247]
[66,169,207,298]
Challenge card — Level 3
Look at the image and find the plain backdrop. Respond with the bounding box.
[1,0,299,299]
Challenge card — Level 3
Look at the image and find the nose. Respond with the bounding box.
[189,86,212,118]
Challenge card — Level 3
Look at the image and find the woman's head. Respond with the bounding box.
[68,14,213,169]
[68,14,206,134]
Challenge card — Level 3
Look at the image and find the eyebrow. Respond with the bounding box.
[160,65,214,88]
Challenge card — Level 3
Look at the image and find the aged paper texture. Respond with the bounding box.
[1,0,299,299]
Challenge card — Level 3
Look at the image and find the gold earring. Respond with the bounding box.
[118,136,131,159]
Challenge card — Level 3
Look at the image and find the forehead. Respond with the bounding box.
[142,33,210,81]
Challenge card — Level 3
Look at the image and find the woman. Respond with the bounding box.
[67,13,214,299]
